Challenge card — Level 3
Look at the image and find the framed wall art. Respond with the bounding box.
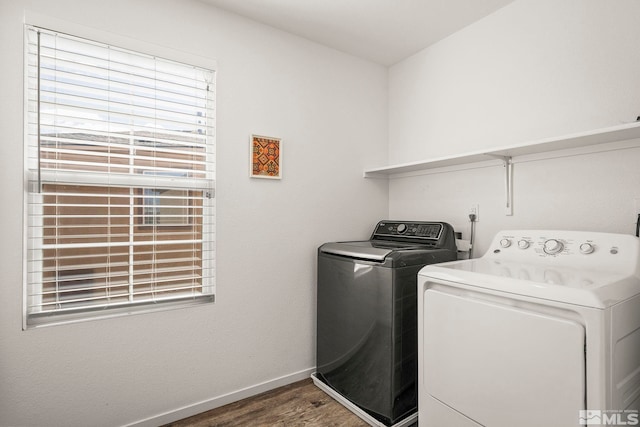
[250,134,282,179]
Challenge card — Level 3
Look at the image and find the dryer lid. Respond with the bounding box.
[421,258,640,308]
[419,228,640,308]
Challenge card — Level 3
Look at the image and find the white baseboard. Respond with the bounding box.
[124,367,316,427]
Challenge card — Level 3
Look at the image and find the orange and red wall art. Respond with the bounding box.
[250,134,281,179]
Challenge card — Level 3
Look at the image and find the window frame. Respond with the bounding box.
[23,21,217,329]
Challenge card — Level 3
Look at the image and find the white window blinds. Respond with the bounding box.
[25,26,216,327]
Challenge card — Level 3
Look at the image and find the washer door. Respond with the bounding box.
[423,288,585,427]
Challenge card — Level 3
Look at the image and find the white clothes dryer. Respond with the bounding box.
[417,230,640,427]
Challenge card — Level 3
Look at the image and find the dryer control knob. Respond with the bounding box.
[396,223,407,234]
[579,243,595,254]
[543,239,564,255]
[499,238,512,248]
[517,240,530,249]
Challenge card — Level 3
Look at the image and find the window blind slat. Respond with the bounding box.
[32,31,210,94]
[39,95,208,131]
[39,147,208,169]
[37,67,210,108]
[25,25,216,326]
[30,171,214,191]
[33,249,206,264]
[37,47,210,97]
[30,285,211,313]
[32,126,214,151]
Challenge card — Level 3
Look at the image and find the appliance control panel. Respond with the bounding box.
[372,221,444,240]
[487,230,640,273]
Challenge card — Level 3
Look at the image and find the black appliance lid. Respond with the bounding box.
[319,240,427,261]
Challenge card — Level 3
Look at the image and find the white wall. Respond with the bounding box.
[0,1,388,426]
[387,0,640,255]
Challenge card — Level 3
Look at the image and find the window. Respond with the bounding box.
[24,26,216,327]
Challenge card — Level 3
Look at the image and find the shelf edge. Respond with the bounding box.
[364,121,640,178]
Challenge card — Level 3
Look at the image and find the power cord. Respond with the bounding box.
[636,213,640,238]
[469,213,477,258]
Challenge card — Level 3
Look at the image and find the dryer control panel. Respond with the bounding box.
[487,230,640,275]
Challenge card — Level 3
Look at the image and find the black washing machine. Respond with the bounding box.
[313,221,457,426]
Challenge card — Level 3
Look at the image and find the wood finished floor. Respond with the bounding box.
[162,378,370,427]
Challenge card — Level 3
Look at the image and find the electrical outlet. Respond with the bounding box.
[469,204,479,222]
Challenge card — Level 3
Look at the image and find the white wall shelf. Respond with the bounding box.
[363,121,640,178]
[365,121,640,216]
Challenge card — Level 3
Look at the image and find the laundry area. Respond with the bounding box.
[1,1,640,427]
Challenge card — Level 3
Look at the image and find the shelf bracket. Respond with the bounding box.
[485,154,513,216]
